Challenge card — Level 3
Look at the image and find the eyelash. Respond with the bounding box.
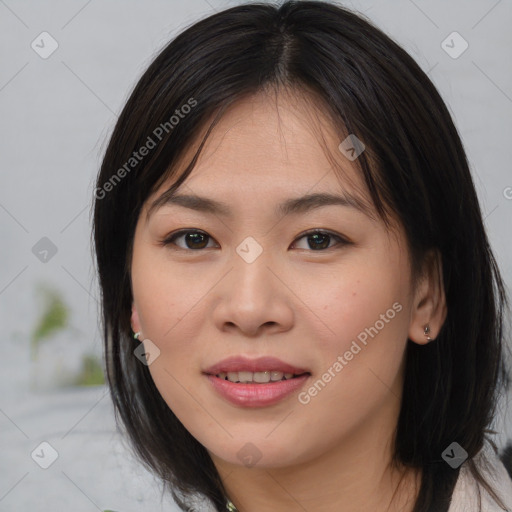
[160,229,351,252]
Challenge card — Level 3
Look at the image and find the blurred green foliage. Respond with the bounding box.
[31,284,69,360]
[74,354,105,386]
[30,283,105,387]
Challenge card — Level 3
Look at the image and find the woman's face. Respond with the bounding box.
[130,91,432,469]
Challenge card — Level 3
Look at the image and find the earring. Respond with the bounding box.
[423,325,432,342]
[133,331,142,341]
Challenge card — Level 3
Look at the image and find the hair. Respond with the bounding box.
[92,1,510,511]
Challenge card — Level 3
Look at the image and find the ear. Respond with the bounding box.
[408,249,447,345]
[131,303,142,336]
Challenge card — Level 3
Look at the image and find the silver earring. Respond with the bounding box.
[423,325,432,342]
[133,331,142,341]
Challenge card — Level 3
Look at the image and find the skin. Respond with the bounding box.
[130,89,447,512]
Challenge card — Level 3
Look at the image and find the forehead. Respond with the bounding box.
[148,90,373,215]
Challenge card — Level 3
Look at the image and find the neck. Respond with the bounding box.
[218,445,420,512]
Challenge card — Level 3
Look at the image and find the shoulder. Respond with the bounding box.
[448,441,512,512]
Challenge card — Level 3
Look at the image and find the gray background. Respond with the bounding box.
[1,0,511,510]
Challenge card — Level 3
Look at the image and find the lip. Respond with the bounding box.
[205,374,310,407]
[203,356,310,408]
[203,356,309,375]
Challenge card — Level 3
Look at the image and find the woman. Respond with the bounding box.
[93,1,512,510]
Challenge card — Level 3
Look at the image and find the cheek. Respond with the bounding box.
[313,251,411,358]
[132,271,176,338]
[290,265,410,448]
[131,247,202,344]
[131,255,205,418]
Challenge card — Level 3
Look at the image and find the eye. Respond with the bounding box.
[162,229,218,250]
[161,229,350,252]
[291,229,349,251]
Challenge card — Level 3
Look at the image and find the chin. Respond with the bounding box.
[205,434,313,470]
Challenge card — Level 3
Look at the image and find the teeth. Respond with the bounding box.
[253,371,271,383]
[216,371,299,383]
[238,371,253,383]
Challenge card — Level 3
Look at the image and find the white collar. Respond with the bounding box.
[448,441,512,511]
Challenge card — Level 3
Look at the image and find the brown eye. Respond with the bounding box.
[163,230,217,250]
[292,230,349,251]
[162,229,349,252]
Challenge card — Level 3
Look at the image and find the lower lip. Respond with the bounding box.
[205,374,310,407]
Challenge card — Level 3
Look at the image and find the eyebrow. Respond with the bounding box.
[147,190,374,221]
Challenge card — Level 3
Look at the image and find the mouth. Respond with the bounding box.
[203,356,311,407]
[203,355,309,376]
[213,370,309,383]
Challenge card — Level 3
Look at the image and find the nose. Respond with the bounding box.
[212,246,294,338]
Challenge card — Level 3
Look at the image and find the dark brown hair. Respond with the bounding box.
[92,1,510,510]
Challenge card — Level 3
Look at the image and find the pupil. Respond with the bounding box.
[309,233,329,250]
[186,232,207,249]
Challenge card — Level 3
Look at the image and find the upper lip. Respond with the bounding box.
[204,356,309,375]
